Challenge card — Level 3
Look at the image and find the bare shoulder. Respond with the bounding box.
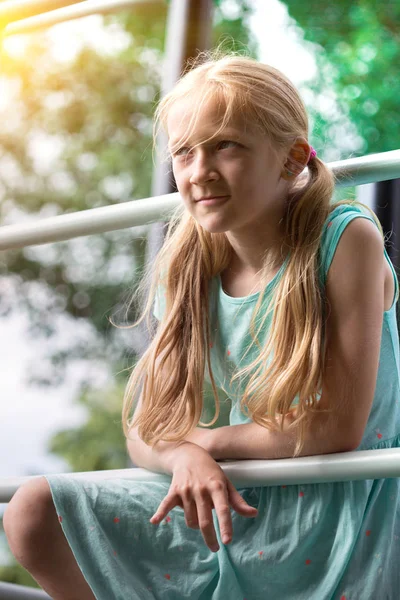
[326,216,385,315]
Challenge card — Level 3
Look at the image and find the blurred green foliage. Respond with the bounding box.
[284,0,400,156]
[49,384,128,472]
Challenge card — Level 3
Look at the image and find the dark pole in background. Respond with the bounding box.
[147,0,213,253]
[373,180,400,272]
[128,0,213,466]
[151,0,213,200]
[128,0,213,356]
[373,180,400,325]
[135,0,213,354]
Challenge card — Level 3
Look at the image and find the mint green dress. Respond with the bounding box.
[45,204,400,599]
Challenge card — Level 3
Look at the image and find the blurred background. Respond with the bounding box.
[0,0,399,588]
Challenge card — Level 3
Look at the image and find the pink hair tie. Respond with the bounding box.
[308,146,317,163]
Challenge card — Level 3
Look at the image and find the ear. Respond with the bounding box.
[281,137,311,180]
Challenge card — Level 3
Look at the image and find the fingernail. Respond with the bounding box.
[222,536,231,544]
[211,545,219,552]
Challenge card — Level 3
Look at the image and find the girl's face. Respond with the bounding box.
[167,97,290,237]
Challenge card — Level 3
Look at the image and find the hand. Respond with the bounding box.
[149,443,258,552]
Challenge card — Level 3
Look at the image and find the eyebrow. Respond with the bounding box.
[168,129,243,150]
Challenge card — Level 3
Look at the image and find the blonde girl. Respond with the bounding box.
[5,52,400,600]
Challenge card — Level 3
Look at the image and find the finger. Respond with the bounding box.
[210,486,233,546]
[196,494,219,552]
[226,481,258,518]
[181,494,200,529]
[150,493,179,524]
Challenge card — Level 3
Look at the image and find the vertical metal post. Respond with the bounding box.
[146,0,213,302]
[373,180,400,273]
[129,0,213,358]
[128,0,213,466]
[144,0,213,318]
[150,0,213,203]
[372,180,400,326]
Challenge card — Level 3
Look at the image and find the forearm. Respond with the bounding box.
[209,413,356,461]
[126,430,197,475]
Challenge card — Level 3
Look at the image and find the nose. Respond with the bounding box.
[189,151,219,185]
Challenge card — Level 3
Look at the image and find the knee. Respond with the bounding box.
[3,477,56,566]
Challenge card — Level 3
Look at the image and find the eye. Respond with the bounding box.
[173,146,191,157]
[217,140,239,150]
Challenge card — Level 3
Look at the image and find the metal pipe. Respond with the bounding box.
[0,0,85,28]
[373,179,400,275]
[151,0,213,199]
[2,447,400,503]
[0,193,178,250]
[328,148,400,188]
[4,0,163,36]
[143,0,214,354]
[0,150,399,251]
[0,582,51,599]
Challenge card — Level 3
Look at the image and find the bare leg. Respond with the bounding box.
[3,477,96,600]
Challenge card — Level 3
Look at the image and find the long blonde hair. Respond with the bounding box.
[122,51,386,455]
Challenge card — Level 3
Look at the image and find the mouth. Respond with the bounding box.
[195,195,230,206]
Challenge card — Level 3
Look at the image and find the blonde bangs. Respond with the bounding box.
[154,67,261,162]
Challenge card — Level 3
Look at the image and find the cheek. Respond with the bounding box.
[172,165,188,191]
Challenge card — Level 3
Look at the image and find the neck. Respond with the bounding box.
[225,215,288,274]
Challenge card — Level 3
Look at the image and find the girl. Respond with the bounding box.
[4,52,400,600]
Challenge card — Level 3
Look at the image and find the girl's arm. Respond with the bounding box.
[206,218,387,460]
[127,428,201,474]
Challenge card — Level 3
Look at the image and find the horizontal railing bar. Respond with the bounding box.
[328,148,400,187]
[0,581,51,599]
[0,0,84,28]
[0,150,399,251]
[0,193,178,250]
[4,0,163,36]
[1,448,400,502]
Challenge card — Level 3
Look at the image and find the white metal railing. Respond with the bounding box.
[2,448,400,503]
[3,0,163,36]
[1,149,400,250]
[0,581,50,599]
[0,0,85,28]
[0,193,178,250]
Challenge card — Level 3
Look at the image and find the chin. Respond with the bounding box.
[195,219,230,234]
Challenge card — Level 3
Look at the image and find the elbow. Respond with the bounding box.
[315,413,364,454]
[327,430,362,454]
[334,439,360,453]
